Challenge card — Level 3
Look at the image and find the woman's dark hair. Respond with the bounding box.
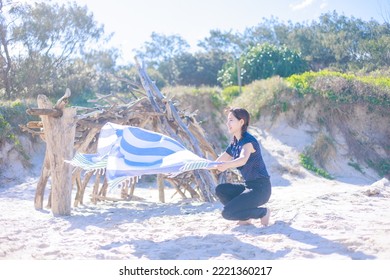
[230,108,250,135]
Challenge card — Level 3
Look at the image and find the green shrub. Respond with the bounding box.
[366,159,390,178]
[69,89,96,107]
[218,43,307,87]
[163,85,225,111]
[286,70,390,107]
[0,101,32,161]
[221,86,241,103]
[348,161,365,174]
[242,44,308,84]
[231,76,293,119]
[299,153,334,179]
[0,114,12,144]
[0,100,33,128]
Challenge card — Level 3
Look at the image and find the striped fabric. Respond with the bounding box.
[68,122,218,189]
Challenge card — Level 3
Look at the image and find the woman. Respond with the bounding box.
[214,108,271,226]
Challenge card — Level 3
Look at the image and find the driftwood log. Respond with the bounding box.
[25,89,76,215]
[22,59,228,212]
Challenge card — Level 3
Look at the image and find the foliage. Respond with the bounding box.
[217,60,238,88]
[2,4,388,98]
[130,11,390,85]
[230,76,292,119]
[221,86,241,103]
[360,35,390,70]
[176,51,227,87]
[0,113,12,144]
[0,0,109,100]
[299,153,334,179]
[163,85,224,111]
[241,16,292,48]
[241,43,308,83]
[134,32,190,68]
[150,51,228,87]
[162,85,227,150]
[11,1,105,60]
[348,161,365,174]
[366,159,390,178]
[142,68,167,90]
[286,70,390,107]
[0,101,31,160]
[218,43,308,87]
[0,99,32,129]
[286,11,390,71]
[198,29,244,57]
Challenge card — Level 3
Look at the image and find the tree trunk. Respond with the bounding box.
[0,25,13,99]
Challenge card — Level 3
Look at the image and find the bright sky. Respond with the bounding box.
[48,0,389,64]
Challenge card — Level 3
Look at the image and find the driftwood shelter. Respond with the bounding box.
[22,59,226,215]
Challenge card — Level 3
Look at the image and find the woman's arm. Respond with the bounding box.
[209,152,232,169]
[207,152,232,170]
[216,151,232,162]
[216,143,254,172]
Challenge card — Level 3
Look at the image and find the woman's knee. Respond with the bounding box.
[221,208,236,220]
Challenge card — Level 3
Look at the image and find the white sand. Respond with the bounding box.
[2,175,389,260]
[1,122,389,261]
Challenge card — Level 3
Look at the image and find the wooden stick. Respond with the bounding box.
[26,108,62,118]
[34,153,50,210]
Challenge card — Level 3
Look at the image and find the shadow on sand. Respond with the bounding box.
[100,233,291,260]
[233,220,376,260]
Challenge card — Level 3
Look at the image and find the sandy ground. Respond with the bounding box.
[1,123,389,261]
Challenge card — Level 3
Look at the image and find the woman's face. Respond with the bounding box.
[226,112,243,135]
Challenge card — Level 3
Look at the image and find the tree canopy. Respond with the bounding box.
[0,0,389,102]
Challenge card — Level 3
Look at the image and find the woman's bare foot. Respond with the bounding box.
[260,209,270,226]
[237,219,252,225]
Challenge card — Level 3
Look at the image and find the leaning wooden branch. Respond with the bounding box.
[134,57,218,202]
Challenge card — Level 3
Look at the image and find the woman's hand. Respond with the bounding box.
[213,143,254,172]
[216,162,229,172]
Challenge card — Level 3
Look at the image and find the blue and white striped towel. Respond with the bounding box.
[68,122,218,189]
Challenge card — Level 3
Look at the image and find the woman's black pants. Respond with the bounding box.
[215,177,271,221]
